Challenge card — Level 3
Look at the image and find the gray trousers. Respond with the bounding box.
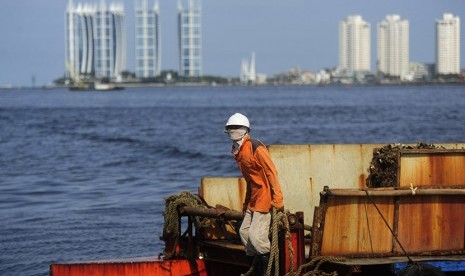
[239,209,271,256]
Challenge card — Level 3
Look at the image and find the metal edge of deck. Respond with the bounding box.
[50,258,207,276]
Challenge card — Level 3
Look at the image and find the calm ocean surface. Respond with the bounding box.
[1,85,464,275]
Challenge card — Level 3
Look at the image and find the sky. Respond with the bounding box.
[0,0,464,87]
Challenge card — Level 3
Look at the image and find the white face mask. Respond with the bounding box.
[227,128,248,141]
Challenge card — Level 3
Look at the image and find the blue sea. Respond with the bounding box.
[1,85,464,276]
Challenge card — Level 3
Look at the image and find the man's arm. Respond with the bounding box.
[243,180,251,213]
[255,146,284,209]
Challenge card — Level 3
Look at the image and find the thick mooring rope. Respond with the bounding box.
[268,208,294,276]
[289,256,346,276]
[161,191,210,258]
[242,208,294,276]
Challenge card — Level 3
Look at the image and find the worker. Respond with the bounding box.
[224,113,284,276]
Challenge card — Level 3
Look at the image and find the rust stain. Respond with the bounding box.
[358,174,366,189]
[397,195,465,253]
[429,155,446,185]
[400,152,465,187]
[238,178,246,202]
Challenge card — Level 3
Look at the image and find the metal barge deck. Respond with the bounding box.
[51,143,465,275]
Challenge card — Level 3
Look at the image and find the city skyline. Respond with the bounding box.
[0,0,464,86]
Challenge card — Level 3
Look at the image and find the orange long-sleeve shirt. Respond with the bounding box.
[234,135,284,213]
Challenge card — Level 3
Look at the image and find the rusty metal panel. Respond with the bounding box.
[314,189,465,258]
[320,196,395,256]
[269,144,386,225]
[399,150,465,187]
[397,195,465,254]
[200,144,465,227]
[199,177,246,212]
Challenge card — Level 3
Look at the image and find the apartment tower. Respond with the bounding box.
[339,15,371,72]
[65,1,97,80]
[95,1,126,80]
[377,14,409,79]
[436,13,460,75]
[178,0,202,77]
[65,0,126,81]
[135,0,161,78]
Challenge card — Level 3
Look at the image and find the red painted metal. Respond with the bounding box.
[281,212,306,274]
[50,259,207,276]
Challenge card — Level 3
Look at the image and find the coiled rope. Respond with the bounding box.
[287,256,346,276]
[161,191,210,259]
[162,193,343,275]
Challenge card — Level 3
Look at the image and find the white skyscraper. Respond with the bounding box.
[436,13,460,75]
[135,0,161,78]
[178,0,202,77]
[377,14,409,79]
[65,1,97,80]
[339,15,371,72]
[66,0,126,81]
[95,1,126,80]
[240,52,257,84]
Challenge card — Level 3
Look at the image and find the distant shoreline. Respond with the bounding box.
[1,81,465,91]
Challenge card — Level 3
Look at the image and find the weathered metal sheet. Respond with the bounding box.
[397,195,465,254]
[269,144,385,225]
[200,144,465,226]
[320,196,395,256]
[199,177,246,211]
[399,150,465,187]
[313,188,465,257]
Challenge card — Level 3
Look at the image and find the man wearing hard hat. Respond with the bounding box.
[224,113,284,276]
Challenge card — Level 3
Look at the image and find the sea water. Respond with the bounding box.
[1,85,464,276]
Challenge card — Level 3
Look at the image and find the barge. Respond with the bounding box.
[50,143,465,275]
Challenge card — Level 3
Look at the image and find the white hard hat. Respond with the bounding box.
[225,113,250,130]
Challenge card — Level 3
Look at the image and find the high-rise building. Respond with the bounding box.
[339,15,371,73]
[65,0,126,81]
[377,14,409,79]
[178,0,202,77]
[436,13,460,75]
[95,1,126,80]
[65,1,97,80]
[135,0,161,78]
[241,52,256,84]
